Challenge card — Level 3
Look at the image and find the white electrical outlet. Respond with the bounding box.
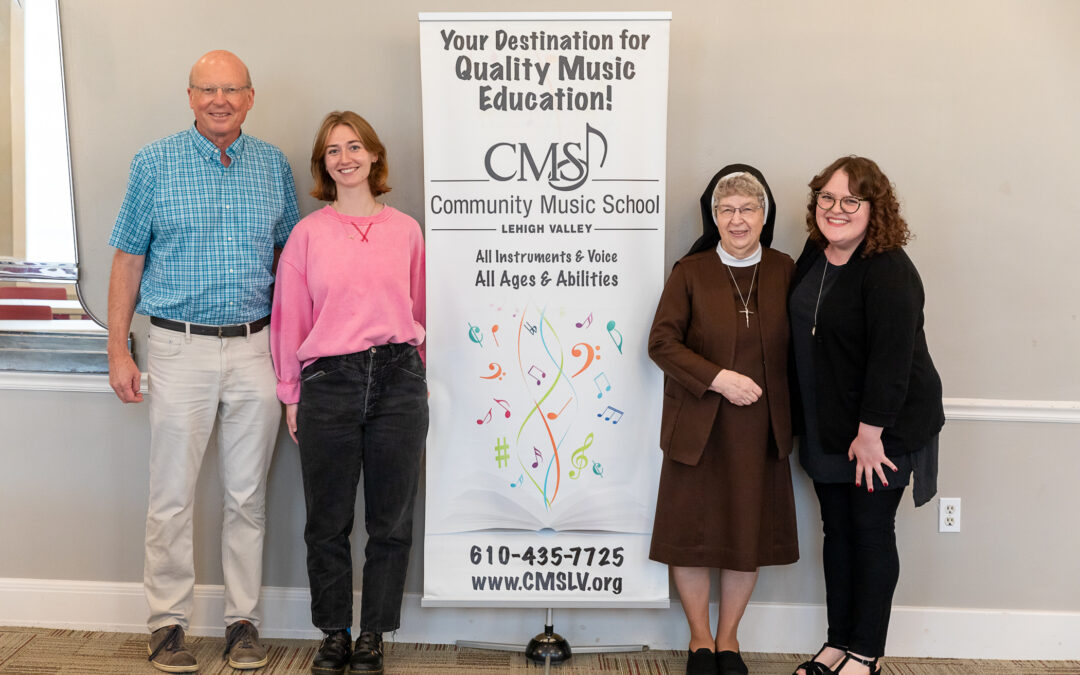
[939,497,961,533]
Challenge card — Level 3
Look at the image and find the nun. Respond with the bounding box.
[647,164,800,675]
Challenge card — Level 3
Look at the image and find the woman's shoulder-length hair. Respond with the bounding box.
[309,110,391,202]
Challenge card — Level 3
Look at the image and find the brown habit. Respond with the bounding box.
[647,247,798,569]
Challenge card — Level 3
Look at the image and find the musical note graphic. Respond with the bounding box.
[606,320,623,354]
[491,324,500,347]
[494,398,511,418]
[476,408,492,425]
[524,322,538,335]
[481,362,505,381]
[593,372,612,399]
[569,434,593,479]
[596,405,624,424]
[531,447,544,469]
[592,462,604,478]
[575,312,594,329]
[494,437,510,468]
[570,343,601,377]
[468,322,484,347]
[527,365,546,385]
[510,473,524,488]
[546,398,571,420]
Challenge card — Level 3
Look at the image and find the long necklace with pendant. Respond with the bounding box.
[727,263,758,328]
[811,258,829,335]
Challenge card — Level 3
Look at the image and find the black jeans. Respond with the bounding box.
[297,343,428,633]
[813,482,905,658]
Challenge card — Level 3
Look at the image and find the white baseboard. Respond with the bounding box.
[1,578,1078,659]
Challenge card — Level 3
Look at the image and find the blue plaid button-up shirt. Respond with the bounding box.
[110,125,300,325]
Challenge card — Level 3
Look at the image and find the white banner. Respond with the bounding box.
[420,12,671,607]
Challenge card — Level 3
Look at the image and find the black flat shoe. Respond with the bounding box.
[792,641,847,675]
[349,631,384,674]
[311,630,351,675]
[687,647,719,675]
[834,652,881,674]
[716,650,748,675]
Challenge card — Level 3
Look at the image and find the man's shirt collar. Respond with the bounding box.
[187,123,247,164]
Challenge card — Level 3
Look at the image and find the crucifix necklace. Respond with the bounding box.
[726,263,758,328]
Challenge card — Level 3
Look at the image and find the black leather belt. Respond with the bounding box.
[150,315,270,337]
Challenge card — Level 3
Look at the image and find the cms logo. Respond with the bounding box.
[484,124,607,192]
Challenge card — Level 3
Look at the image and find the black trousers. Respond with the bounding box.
[297,343,429,633]
[813,482,905,658]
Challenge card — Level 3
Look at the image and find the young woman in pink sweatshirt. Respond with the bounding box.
[271,110,427,675]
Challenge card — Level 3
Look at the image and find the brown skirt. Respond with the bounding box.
[648,409,800,571]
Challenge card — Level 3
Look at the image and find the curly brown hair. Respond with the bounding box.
[309,111,391,202]
[805,156,910,256]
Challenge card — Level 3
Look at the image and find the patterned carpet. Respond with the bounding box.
[1,626,1078,674]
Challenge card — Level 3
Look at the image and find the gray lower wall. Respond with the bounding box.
[2,388,1078,613]
[1,0,1078,630]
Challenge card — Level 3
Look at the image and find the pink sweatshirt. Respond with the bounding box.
[270,204,426,404]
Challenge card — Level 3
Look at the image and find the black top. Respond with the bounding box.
[790,237,945,457]
[790,254,913,489]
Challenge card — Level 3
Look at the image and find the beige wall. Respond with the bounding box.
[1,0,1078,627]
[60,0,1080,402]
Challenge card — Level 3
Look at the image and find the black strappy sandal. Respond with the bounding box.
[792,642,847,675]
[834,651,881,674]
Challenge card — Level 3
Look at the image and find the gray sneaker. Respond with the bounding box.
[147,624,198,673]
[224,620,269,670]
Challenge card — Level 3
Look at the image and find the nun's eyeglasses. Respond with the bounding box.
[716,205,761,219]
[816,192,867,214]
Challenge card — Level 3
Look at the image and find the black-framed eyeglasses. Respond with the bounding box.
[716,205,761,220]
[816,191,867,214]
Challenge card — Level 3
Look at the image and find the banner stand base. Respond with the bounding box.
[525,611,571,665]
[456,608,645,667]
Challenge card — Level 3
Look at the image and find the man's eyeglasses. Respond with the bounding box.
[816,192,867,214]
[190,85,251,100]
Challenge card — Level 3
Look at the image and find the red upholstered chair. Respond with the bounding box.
[0,287,68,300]
[0,305,54,320]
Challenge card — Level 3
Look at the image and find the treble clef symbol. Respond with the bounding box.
[569,433,593,479]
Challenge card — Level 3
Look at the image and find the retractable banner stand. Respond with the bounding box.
[421,12,671,608]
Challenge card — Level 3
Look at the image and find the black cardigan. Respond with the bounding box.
[792,238,944,455]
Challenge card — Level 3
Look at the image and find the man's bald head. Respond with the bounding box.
[189,50,251,88]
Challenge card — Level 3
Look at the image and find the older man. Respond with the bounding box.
[107,50,299,673]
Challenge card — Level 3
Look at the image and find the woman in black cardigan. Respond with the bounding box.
[788,156,943,675]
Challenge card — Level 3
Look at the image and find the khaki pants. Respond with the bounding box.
[144,323,281,632]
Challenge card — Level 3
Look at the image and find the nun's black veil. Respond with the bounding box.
[682,163,776,259]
